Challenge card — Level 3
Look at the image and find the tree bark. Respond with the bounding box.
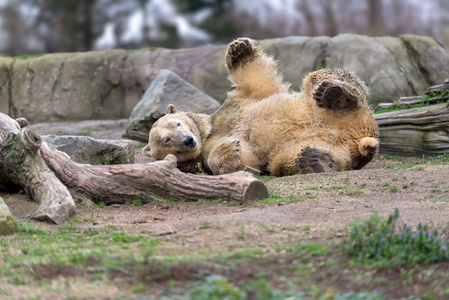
[39,143,268,205]
[0,113,75,224]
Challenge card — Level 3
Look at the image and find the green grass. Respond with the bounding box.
[199,222,213,229]
[133,199,144,206]
[421,90,449,101]
[2,219,448,298]
[1,223,159,280]
[341,209,449,268]
[255,193,318,205]
[374,92,449,114]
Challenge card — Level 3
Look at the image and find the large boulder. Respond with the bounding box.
[123,69,221,142]
[0,196,16,236]
[44,135,135,165]
[1,34,448,122]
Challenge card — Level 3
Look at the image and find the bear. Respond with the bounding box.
[144,37,379,177]
[142,104,211,173]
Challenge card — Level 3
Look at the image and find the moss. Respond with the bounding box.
[0,215,17,236]
[126,47,157,53]
[13,53,46,60]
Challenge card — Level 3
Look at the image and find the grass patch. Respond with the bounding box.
[341,209,449,268]
[374,94,449,114]
[255,193,318,205]
[199,222,213,229]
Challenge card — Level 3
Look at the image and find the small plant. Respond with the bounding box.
[133,199,143,206]
[256,193,317,205]
[421,90,449,101]
[199,222,213,229]
[344,188,363,195]
[342,209,449,267]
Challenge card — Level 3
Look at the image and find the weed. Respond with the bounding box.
[199,222,213,229]
[342,209,449,267]
[197,198,225,204]
[411,166,425,171]
[431,188,442,193]
[421,90,449,101]
[340,177,350,183]
[402,185,409,189]
[279,243,328,256]
[260,175,276,181]
[283,227,297,232]
[133,199,143,206]
[345,188,363,195]
[382,183,398,192]
[256,193,317,205]
[79,127,105,135]
[387,164,406,170]
[258,223,275,233]
[134,142,145,149]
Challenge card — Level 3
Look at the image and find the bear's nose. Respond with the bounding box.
[184,136,196,147]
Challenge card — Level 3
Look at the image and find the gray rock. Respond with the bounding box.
[1,34,448,122]
[123,69,220,142]
[0,196,16,236]
[44,135,135,165]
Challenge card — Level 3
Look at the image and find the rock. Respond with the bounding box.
[43,135,135,165]
[0,196,17,236]
[1,34,449,122]
[123,69,221,142]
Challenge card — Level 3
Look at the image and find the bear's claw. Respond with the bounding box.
[226,38,255,69]
[295,147,337,174]
[313,81,358,113]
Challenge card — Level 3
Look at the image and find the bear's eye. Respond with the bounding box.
[164,137,171,144]
[177,122,181,127]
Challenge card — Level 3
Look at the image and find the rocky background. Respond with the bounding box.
[1,34,448,124]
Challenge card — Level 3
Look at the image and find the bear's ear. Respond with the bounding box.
[166,104,178,114]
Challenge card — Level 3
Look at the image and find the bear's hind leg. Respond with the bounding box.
[226,38,290,100]
[269,143,350,176]
[295,147,338,174]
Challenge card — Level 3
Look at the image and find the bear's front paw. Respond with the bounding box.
[208,139,242,175]
[313,81,359,113]
[225,38,257,69]
[295,147,338,174]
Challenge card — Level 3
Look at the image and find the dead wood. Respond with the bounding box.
[39,143,268,204]
[0,112,75,224]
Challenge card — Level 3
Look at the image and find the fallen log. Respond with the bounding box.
[374,102,449,155]
[0,112,75,224]
[39,142,268,204]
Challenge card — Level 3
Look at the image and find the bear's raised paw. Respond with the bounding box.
[295,147,338,174]
[313,81,359,113]
[225,38,257,69]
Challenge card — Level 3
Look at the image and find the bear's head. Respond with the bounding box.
[142,104,211,163]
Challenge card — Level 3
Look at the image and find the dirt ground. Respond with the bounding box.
[4,119,449,259]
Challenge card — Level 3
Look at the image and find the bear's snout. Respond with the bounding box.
[184,136,197,148]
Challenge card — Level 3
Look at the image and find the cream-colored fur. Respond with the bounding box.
[203,37,379,176]
[142,104,211,173]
